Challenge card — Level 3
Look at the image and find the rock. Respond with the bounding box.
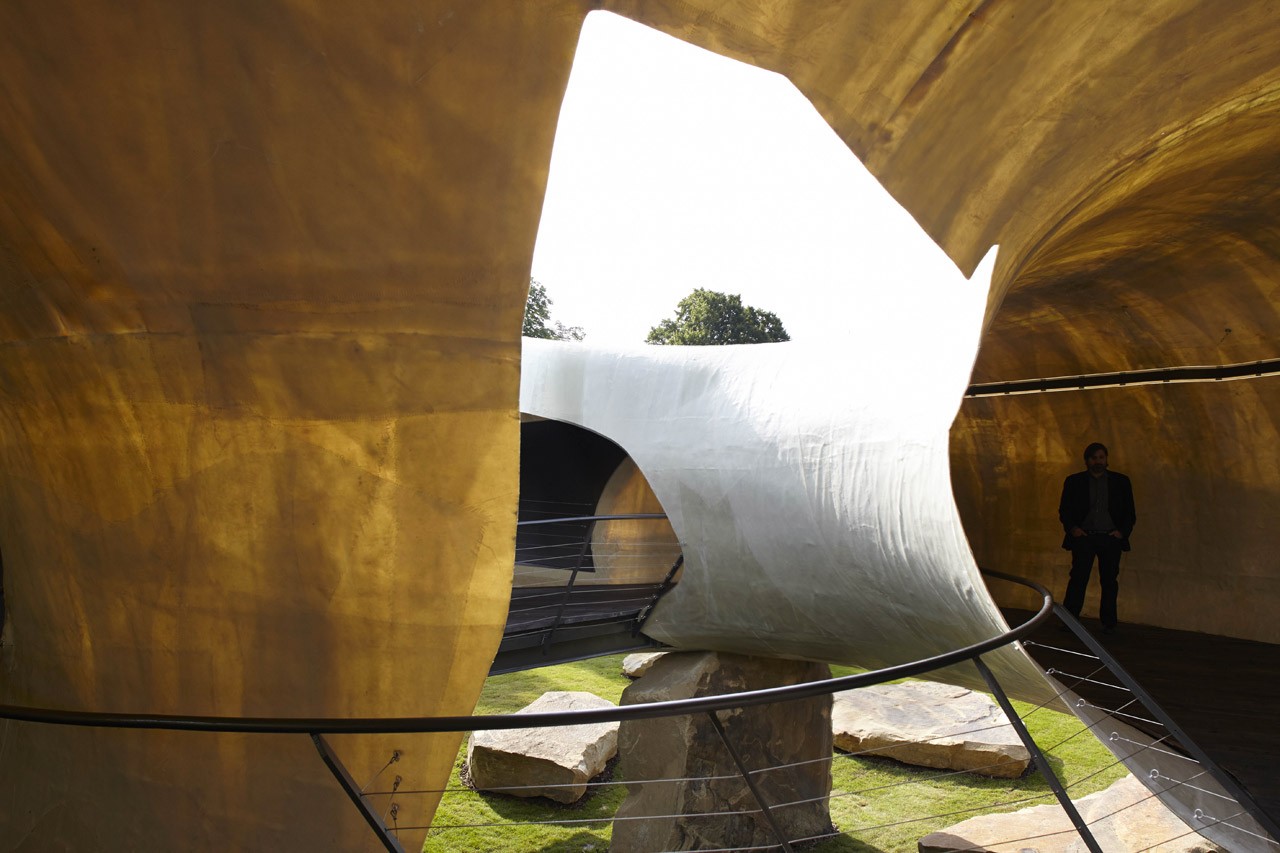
[832,680,1030,778]
[918,774,1225,852]
[621,651,666,678]
[466,691,619,804]
[610,651,833,853]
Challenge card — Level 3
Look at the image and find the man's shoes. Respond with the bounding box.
[1102,624,1118,635]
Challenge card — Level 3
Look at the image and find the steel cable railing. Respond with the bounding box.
[0,568,1057,853]
[428,577,1278,851]
[509,513,680,656]
[388,692,1095,801]
[964,356,1280,397]
[4,570,1060,732]
[1028,607,1280,852]
[424,679,1260,851]
[3,569,1274,852]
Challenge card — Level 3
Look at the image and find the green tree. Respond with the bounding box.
[523,279,584,341]
[646,288,790,345]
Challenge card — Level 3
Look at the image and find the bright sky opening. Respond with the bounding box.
[531,11,989,365]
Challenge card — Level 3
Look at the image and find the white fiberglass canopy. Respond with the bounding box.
[518,248,1052,695]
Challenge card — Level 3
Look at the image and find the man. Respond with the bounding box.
[1058,442,1136,634]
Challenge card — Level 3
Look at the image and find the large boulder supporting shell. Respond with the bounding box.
[611,651,833,853]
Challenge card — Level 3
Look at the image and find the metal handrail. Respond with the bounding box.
[516,513,670,527]
[5,563,1264,850]
[515,512,678,653]
[0,570,1054,734]
[539,516,596,653]
[965,356,1280,397]
[633,553,683,635]
[0,569,1069,852]
[1053,605,1280,845]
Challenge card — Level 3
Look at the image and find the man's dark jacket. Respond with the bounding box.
[1058,471,1136,551]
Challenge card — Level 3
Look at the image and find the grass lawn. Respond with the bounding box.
[423,655,1129,852]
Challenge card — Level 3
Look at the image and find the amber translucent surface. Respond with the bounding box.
[592,459,681,586]
[0,2,588,849]
[3,1,1279,849]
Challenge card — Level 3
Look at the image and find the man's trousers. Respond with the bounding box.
[1064,533,1123,628]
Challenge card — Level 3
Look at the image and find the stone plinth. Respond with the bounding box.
[611,651,833,852]
[466,691,619,804]
[833,680,1030,778]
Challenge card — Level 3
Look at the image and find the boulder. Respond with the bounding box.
[918,774,1225,852]
[466,691,619,804]
[621,651,667,678]
[611,651,833,852]
[833,680,1030,778]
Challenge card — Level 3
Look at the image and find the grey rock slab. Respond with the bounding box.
[918,774,1225,852]
[832,680,1030,778]
[621,651,667,678]
[466,690,618,804]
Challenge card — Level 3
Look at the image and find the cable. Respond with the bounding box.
[655,844,782,852]
[358,750,401,795]
[1148,770,1238,803]
[423,804,763,831]
[1045,668,1129,692]
[1109,734,1199,763]
[1075,699,1162,727]
[799,789,1060,839]
[382,769,745,797]
[1134,808,1280,851]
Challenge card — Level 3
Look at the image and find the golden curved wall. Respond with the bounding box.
[0,2,588,849]
[3,0,1278,848]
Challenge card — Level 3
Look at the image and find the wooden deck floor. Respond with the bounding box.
[1006,609,1280,833]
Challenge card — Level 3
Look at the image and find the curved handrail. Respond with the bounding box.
[0,569,1053,734]
[516,513,670,527]
[965,356,1280,397]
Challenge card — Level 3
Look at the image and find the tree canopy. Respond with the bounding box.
[523,279,584,341]
[645,288,790,345]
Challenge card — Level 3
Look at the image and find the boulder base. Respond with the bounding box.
[833,680,1030,778]
[466,691,618,804]
[919,774,1225,852]
[611,651,833,853]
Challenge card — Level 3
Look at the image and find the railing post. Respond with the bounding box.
[541,518,596,654]
[310,734,406,853]
[1053,604,1280,843]
[706,710,795,853]
[633,553,683,635]
[972,656,1103,853]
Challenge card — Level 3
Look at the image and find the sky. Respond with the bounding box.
[530,11,990,359]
